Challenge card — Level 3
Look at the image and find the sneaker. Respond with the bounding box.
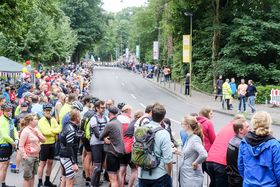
[85,181,91,187]
[44,181,57,187]
[37,183,44,187]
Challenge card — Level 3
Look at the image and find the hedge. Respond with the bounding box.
[256,85,280,104]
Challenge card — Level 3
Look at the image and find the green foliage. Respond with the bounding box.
[0,0,78,64]
[256,86,280,104]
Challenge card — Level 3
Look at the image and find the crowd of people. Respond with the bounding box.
[0,61,279,187]
[215,75,258,113]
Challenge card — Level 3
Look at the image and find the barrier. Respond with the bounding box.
[270,89,280,105]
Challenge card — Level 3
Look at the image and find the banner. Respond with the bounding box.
[183,35,191,63]
[136,45,140,59]
[125,48,129,59]
[153,41,159,60]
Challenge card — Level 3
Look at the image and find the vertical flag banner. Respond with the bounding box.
[125,48,129,59]
[183,35,191,63]
[153,41,159,60]
[136,45,140,59]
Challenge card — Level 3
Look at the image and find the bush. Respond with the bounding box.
[256,85,280,104]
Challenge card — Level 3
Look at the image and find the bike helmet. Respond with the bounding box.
[117,102,126,110]
[2,103,13,110]
[72,101,83,111]
[43,103,53,110]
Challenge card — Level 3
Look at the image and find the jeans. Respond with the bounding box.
[248,96,256,113]
[139,174,172,187]
[238,95,246,112]
[206,162,228,187]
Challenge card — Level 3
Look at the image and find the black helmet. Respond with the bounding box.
[43,103,53,110]
[117,102,126,110]
[2,103,13,110]
[72,101,83,111]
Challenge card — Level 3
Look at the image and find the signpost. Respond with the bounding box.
[153,41,159,60]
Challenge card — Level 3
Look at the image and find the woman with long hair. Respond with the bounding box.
[238,111,280,186]
[177,116,208,187]
[19,114,45,187]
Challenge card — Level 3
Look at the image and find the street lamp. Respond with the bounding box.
[184,12,193,96]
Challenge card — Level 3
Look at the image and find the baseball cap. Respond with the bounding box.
[21,102,28,107]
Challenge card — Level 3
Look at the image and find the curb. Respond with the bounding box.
[145,78,280,126]
[50,160,61,184]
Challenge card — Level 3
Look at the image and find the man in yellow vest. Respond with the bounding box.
[37,103,60,187]
[223,79,232,110]
[0,103,18,187]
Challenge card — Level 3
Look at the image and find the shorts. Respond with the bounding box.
[39,144,55,161]
[60,157,75,179]
[120,153,136,168]
[91,144,105,164]
[106,153,120,173]
[0,144,13,162]
[81,137,91,152]
[23,157,39,180]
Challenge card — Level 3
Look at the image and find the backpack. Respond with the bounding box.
[131,126,163,171]
[81,110,95,140]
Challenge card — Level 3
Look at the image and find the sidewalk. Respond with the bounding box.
[146,76,280,125]
[5,153,60,187]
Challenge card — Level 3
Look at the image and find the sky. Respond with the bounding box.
[102,0,147,12]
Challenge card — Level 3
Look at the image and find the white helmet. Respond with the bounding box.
[72,101,83,111]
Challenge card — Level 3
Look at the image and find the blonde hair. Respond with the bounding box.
[183,116,203,141]
[251,111,272,136]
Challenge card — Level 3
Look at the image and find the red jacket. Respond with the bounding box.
[197,116,216,152]
[117,114,133,153]
[206,120,235,166]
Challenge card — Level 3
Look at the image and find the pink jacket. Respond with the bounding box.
[206,120,235,165]
[197,116,216,152]
[19,126,45,159]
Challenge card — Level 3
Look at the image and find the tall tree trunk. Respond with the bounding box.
[211,0,221,90]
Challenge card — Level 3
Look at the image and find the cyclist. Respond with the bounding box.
[37,103,61,187]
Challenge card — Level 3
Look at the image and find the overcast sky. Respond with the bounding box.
[102,0,147,12]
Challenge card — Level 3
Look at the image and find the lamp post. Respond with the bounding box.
[184,12,193,96]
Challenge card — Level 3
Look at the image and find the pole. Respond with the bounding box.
[190,14,193,96]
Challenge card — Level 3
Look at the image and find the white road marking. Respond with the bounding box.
[121,82,125,86]
[169,118,181,124]
[131,94,136,99]
[139,103,146,108]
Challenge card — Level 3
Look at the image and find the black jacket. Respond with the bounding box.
[226,135,243,187]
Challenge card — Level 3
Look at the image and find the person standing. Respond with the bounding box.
[229,78,237,109]
[226,119,249,187]
[0,103,19,187]
[206,114,247,187]
[138,104,173,187]
[178,116,208,187]
[222,79,232,110]
[59,109,81,187]
[247,80,257,113]
[215,75,223,101]
[37,103,61,187]
[100,106,125,187]
[238,111,280,186]
[237,79,248,113]
[185,73,190,96]
[19,114,46,187]
[90,100,108,187]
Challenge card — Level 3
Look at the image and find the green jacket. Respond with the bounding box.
[0,115,19,144]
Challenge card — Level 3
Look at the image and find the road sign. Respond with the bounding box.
[136,45,140,59]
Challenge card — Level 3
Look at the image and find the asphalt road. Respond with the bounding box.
[91,67,280,139]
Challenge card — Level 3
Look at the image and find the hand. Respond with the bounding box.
[192,162,198,170]
[104,137,111,144]
[72,164,79,172]
[172,148,181,155]
[23,156,28,160]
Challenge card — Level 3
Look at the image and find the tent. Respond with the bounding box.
[0,56,24,73]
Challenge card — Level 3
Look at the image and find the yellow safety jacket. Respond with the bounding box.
[0,115,19,144]
[38,116,60,144]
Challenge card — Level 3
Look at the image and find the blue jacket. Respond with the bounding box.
[238,132,280,187]
[230,82,237,95]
